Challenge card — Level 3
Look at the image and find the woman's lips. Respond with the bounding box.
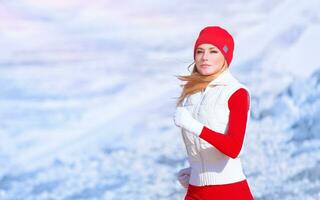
[200,64,211,67]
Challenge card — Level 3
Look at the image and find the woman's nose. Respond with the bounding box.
[202,52,209,60]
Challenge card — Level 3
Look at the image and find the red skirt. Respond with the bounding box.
[184,179,254,200]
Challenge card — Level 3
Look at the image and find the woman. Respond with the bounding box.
[173,26,254,200]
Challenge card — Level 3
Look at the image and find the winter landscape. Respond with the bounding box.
[0,0,320,199]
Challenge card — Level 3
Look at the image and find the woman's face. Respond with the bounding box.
[195,43,226,76]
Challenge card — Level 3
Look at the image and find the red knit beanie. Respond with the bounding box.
[194,26,235,66]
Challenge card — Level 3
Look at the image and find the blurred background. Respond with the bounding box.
[0,0,320,199]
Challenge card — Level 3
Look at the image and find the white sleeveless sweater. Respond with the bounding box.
[181,68,251,186]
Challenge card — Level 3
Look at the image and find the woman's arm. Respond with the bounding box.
[199,88,250,159]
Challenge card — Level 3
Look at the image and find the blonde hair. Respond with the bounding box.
[175,59,228,107]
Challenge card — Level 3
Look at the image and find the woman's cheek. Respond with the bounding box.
[211,55,224,65]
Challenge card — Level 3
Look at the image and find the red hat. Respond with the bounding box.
[194,26,235,66]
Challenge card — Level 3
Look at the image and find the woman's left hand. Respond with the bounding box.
[177,167,191,189]
[173,107,204,136]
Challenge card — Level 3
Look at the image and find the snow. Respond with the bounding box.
[0,0,320,199]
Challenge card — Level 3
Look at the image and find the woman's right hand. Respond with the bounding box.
[177,167,191,189]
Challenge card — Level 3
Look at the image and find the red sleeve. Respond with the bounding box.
[199,88,250,159]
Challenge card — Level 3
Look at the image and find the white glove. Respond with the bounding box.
[174,107,204,136]
[177,167,191,189]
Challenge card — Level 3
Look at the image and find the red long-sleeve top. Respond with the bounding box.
[199,88,250,159]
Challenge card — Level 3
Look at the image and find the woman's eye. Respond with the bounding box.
[196,51,203,54]
[210,51,218,53]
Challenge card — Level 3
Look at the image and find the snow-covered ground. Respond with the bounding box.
[0,0,320,199]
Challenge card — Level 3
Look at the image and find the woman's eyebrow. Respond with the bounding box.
[197,47,217,50]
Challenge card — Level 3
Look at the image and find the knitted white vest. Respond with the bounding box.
[181,68,251,186]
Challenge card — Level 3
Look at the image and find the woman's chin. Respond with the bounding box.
[199,70,214,76]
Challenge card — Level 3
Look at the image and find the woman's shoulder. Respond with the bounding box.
[225,82,250,97]
[228,87,250,110]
